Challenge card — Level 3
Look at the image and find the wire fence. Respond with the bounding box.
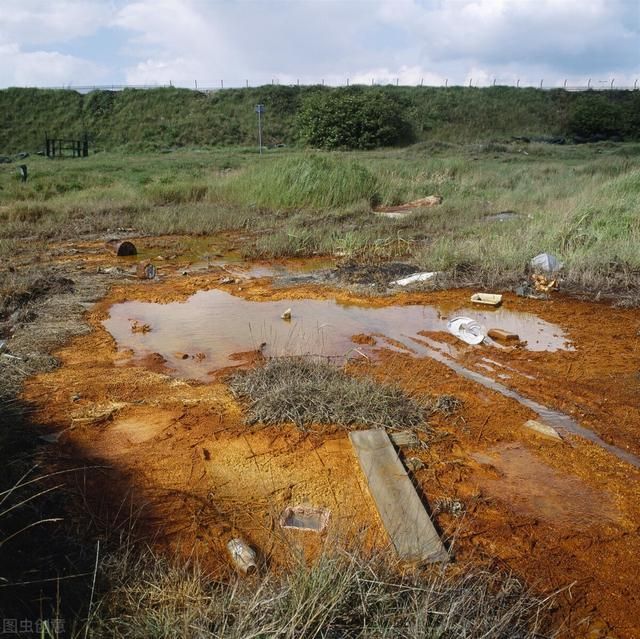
[29,78,640,94]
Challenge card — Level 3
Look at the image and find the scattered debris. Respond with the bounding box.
[485,211,519,222]
[194,352,206,361]
[349,429,448,563]
[447,317,486,345]
[38,431,65,444]
[390,431,420,448]
[130,321,151,334]
[391,272,439,287]
[524,419,562,441]
[433,498,465,518]
[374,195,443,215]
[515,283,547,299]
[0,340,6,353]
[487,328,520,342]
[430,395,463,416]
[281,308,292,321]
[226,538,257,575]
[279,505,331,533]
[136,261,157,280]
[330,261,418,289]
[175,352,189,360]
[106,239,137,256]
[532,273,558,293]
[98,266,126,275]
[530,253,562,274]
[219,276,235,284]
[351,333,376,346]
[405,457,425,472]
[471,293,503,306]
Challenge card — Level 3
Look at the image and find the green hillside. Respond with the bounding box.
[1,85,639,153]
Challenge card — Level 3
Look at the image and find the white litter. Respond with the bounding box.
[530,253,562,273]
[447,317,486,345]
[391,272,438,287]
[524,419,562,441]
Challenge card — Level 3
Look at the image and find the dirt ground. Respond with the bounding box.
[17,236,640,638]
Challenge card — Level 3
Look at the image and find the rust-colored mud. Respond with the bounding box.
[22,263,640,638]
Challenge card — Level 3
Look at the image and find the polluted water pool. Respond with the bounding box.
[103,289,640,468]
[103,288,571,380]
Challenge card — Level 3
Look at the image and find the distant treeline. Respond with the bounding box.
[1,85,639,153]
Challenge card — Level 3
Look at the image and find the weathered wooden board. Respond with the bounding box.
[349,429,448,563]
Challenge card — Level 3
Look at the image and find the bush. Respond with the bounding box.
[567,95,623,138]
[297,88,413,150]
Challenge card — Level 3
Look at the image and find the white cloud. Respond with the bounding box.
[0,0,638,88]
[0,0,111,86]
[0,43,108,87]
[0,1,111,46]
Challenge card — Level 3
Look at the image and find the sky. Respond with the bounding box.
[0,0,638,89]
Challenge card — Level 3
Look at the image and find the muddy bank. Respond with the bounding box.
[17,261,640,638]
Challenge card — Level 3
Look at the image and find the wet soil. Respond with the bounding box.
[19,250,640,638]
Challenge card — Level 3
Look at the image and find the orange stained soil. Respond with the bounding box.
[22,265,640,638]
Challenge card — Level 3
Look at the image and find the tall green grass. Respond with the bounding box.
[214,154,379,209]
[1,144,639,292]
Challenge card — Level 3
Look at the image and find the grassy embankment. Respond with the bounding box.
[1,85,639,153]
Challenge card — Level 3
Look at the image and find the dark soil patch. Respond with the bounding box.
[329,261,418,289]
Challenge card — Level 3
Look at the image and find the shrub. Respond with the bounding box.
[297,88,413,150]
[567,95,623,138]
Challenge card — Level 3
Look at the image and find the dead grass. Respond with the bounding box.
[229,357,427,431]
[90,544,556,638]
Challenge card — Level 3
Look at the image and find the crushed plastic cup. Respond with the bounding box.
[447,317,486,345]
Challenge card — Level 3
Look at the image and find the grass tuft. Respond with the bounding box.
[229,357,427,431]
[90,544,555,638]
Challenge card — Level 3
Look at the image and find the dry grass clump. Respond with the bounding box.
[429,394,463,416]
[229,357,426,431]
[90,545,555,638]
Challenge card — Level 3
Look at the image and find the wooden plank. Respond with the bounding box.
[349,429,448,563]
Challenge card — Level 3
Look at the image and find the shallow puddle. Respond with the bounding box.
[472,444,620,527]
[103,289,571,381]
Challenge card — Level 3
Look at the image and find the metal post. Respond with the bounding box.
[610,78,615,89]
[445,79,448,88]
[246,79,249,88]
[563,79,567,89]
[517,79,520,88]
[221,79,224,88]
[255,104,265,155]
[588,78,591,89]
[540,79,543,88]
